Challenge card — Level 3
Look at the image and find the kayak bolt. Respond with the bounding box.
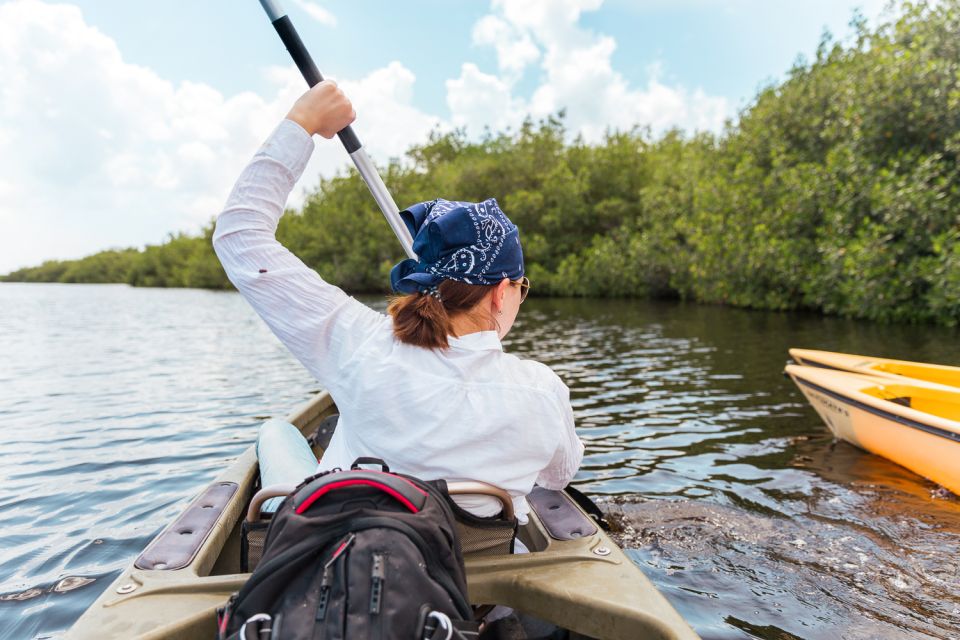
[593,546,611,557]
[116,583,138,594]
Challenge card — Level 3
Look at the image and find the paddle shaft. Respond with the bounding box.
[257,0,417,260]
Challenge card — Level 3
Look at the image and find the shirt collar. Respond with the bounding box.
[447,330,503,352]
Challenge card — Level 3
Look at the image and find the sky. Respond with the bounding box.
[0,0,892,274]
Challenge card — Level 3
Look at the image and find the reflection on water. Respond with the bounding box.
[1,285,958,639]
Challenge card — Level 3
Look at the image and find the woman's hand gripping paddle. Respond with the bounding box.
[256,0,417,260]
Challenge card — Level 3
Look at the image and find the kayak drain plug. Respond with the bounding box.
[116,583,138,594]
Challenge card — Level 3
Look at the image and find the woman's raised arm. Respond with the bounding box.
[213,83,385,388]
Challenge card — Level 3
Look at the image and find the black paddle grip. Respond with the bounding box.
[271,15,362,154]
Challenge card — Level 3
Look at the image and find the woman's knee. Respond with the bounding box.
[257,419,298,447]
[256,420,307,466]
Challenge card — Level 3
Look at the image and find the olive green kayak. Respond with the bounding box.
[66,392,699,639]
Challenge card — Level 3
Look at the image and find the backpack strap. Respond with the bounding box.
[220,612,271,640]
[294,470,429,514]
[350,456,390,472]
[419,609,480,640]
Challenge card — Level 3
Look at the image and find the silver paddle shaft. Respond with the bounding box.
[349,149,415,259]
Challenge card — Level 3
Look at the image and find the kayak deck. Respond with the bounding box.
[860,382,960,421]
[789,348,960,389]
[67,392,699,640]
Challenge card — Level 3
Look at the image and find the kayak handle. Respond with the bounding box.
[447,481,515,521]
[247,484,297,522]
[257,0,417,260]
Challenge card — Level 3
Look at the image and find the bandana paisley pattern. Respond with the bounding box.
[390,198,524,293]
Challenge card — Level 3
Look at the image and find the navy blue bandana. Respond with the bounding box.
[390,198,524,294]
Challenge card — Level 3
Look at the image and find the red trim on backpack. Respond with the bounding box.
[332,539,350,558]
[355,469,429,495]
[218,610,229,637]
[295,479,422,514]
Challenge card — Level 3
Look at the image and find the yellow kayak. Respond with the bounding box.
[785,364,960,495]
[789,348,960,389]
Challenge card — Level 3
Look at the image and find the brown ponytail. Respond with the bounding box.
[387,280,496,349]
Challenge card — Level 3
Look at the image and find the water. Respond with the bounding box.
[1,283,958,639]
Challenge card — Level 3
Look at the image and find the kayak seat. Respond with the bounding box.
[309,413,517,557]
[445,481,518,556]
[241,480,517,571]
[241,484,294,572]
[305,413,339,452]
[245,413,517,567]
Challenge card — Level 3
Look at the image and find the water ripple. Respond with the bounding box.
[2,285,960,639]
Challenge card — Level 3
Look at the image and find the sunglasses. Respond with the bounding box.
[511,276,530,303]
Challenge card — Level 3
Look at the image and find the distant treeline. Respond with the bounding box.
[4,226,230,289]
[5,2,959,325]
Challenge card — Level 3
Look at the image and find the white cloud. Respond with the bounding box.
[291,0,337,27]
[0,0,436,273]
[447,0,729,140]
[446,63,526,133]
[471,15,539,81]
[338,62,442,164]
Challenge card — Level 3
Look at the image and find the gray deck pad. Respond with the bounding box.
[135,482,238,570]
[528,487,598,541]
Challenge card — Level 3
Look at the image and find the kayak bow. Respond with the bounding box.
[66,392,700,639]
[786,363,960,495]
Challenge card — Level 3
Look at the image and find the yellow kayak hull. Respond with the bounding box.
[789,348,960,389]
[785,364,960,495]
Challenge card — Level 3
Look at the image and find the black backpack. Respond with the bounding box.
[217,458,479,640]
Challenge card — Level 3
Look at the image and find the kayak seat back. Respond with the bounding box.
[302,413,516,555]
[242,484,295,572]
[242,480,518,570]
[446,480,518,556]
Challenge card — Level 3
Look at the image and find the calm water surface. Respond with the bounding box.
[1,283,959,639]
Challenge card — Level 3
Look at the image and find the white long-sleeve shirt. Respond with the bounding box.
[213,119,584,522]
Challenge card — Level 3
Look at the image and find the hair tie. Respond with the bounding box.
[421,285,442,302]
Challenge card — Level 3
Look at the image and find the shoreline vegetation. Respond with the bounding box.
[5,2,959,326]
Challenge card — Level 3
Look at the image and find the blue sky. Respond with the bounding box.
[0,0,889,273]
[67,0,879,117]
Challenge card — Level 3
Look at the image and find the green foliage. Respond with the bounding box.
[4,1,958,324]
[3,260,71,283]
[124,225,230,289]
[2,224,229,290]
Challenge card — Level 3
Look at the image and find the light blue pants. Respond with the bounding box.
[256,419,319,512]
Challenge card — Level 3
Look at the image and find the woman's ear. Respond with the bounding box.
[492,278,511,314]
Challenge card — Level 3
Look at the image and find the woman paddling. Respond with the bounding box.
[213,81,583,525]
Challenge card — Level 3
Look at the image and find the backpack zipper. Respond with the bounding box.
[369,553,385,614]
[347,517,472,618]
[315,533,355,622]
[239,515,468,628]
[315,565,332,622]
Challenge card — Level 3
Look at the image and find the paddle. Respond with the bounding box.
[256,0,417,260]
